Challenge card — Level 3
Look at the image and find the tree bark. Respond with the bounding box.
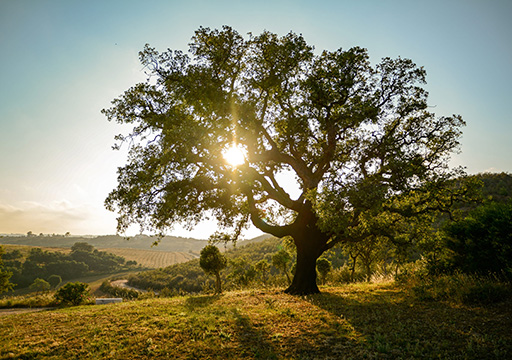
[284,224,328,295]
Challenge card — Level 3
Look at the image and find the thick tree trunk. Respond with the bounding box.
[284,225,327,295]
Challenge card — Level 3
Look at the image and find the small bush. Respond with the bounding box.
[55,282,90,306]
[329,265,366,284]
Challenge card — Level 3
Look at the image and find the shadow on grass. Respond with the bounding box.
[184,294,220,310]
[305,287,512,359]
[232,309,278,359]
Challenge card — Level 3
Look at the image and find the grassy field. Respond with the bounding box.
[1,282,511,359]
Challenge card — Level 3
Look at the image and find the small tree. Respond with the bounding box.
[255,259,270,285]
[55,282,90,306]
[316,258,332,285]
[30,278,51,292]
[47,274,62,289]
[199,245,227,293]
[272,248,292,284]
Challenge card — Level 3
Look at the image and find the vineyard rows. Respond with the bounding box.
[100,248,198,268]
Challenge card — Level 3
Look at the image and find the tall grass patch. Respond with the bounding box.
[398,261,512,305]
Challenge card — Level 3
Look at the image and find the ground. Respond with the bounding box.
[1,283,511,359]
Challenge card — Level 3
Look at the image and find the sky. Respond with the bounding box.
[0,0,511,238]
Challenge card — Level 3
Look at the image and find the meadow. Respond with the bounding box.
[1,282,511,359]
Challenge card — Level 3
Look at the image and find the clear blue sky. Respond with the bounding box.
[1,0,511,237]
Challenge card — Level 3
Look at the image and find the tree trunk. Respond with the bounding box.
[215,272,222,294]
[284,225,327,295]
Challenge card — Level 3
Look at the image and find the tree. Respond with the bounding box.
[199,245,227,293]
[71,242,94,253]
[30,278,51,292]
[0,246,14,294]
[444,202,512,277]
[255,259,270,285]
[55,282,90,306]
[272,248,292,284]
[316,258,332,285]
[104,26,465,294]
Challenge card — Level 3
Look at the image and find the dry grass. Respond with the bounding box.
[1,282,511,359]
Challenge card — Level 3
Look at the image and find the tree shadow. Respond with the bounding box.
[305,287,512,358]
[184,294,220,310]
[232,309,279,359]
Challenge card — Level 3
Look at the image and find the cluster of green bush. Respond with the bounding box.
[1,242,137,289]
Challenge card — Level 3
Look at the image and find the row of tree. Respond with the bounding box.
[1,242,137,290]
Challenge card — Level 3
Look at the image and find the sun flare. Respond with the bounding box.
[223,144,246,167]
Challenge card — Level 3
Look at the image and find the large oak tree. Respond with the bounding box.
[104,26,464,294]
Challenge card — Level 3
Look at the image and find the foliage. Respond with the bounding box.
[254,259,270,285]
[444,201,512,277]
[29,278,51,292]
[3,243,136,289]
[316,258,332,284]
[54,282,90,306]
[104,26,464,294]
[227,256,256,287]
[272,248,292,284]
[200,245,227,293]
[0,246,13,294]
[128,237,282,293]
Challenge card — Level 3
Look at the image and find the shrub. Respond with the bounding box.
[55,282,90,306]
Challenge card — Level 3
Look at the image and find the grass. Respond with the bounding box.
[1,282,511,359]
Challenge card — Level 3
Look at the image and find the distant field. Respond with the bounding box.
[101,248,197,268]
[1,244,197,269]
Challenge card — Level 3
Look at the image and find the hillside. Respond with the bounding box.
[0,234,271,253]
[1,283,511,359]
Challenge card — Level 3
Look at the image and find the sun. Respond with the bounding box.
[223,144,246,167]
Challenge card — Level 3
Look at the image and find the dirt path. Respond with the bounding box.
[110,279,147,293]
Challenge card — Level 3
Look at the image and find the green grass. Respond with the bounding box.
[1,282,511,359]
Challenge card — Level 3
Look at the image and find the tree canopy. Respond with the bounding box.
[104,26,464,294]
